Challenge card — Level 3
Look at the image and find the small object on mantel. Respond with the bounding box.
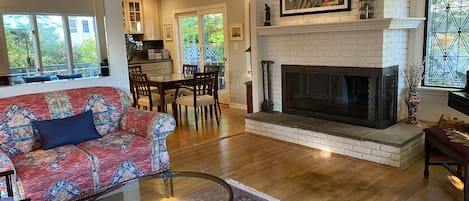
[264,4,271,26]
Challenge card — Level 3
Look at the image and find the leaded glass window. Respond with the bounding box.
[424,0,469,88]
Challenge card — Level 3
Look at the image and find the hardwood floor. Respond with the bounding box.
[166,106,464,201]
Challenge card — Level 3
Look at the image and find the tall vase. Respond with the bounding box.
[406,92,421,124]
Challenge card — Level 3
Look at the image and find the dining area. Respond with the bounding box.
[128,64,222,130]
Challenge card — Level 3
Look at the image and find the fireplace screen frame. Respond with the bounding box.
[282,65,398,129]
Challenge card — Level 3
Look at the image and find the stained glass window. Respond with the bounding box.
[424,0,469,88]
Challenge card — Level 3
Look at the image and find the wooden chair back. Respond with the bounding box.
[193,71,218,97]
[128,66,142,107]
[130,73,152,98]
[204,65,219,73]
[128,65,142,74]
[183,64,198,75]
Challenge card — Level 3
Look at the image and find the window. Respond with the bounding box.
[70,19,77,33]
[2,13,100,78]
[424,0,469,88]
[82,20,89,33]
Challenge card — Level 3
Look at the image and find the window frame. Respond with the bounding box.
[1,12,101,78]
[423,0,469,89]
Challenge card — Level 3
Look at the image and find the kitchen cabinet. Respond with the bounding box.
[122,0,161,39]
[122,0,144,34]
[142,0,161,39]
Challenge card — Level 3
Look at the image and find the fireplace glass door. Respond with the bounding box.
[282,65,397,129]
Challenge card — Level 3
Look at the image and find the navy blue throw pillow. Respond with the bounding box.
[57,73,82,79]
[32,110,102,150]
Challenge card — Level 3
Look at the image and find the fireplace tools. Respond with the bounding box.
[261,60,274,112]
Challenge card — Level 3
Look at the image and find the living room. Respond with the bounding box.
[0,0,468,200]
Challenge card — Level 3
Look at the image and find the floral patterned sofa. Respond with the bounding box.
[0,86,176,201]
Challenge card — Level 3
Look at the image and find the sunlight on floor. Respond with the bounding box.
[448,175,464,191]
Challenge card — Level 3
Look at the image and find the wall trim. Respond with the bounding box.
[229,103,247,110]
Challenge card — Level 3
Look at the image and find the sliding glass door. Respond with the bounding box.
[178,8,229,104]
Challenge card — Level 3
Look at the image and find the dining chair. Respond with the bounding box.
[128,65,142,107]
[166,64,198,116]
[130,72,175,113]
[175,71,219,130]
[165,64,198,95]
[203,65,222,115]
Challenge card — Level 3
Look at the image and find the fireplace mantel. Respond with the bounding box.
[256,18,425,36]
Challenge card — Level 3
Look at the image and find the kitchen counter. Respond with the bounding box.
[128,59,172,65]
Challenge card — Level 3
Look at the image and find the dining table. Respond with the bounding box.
[146,73,194,113]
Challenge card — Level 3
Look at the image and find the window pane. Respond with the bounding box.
[3,14,35,76]
[37,15,68,75]
[70,19,77,33]
[82,20,89,33]
[425,0,469,88]
[69,16,99,77]
[180,16,200,67]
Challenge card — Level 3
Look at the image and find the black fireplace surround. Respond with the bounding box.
[282,65,398,129]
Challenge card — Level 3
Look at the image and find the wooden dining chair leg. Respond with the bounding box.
[204,106,208,121]
[172,103,178,125]
[214,105,219,125]
[194,106,199,130]
[216,97,221,115]
[209,105,213,118]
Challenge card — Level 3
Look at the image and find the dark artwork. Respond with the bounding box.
[285,0,345,9]
[264,4,271,26]
[281,0,351,16]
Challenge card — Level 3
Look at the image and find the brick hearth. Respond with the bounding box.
[245,112,427,168]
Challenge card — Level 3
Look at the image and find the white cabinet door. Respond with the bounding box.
[123,0,144,34]
[142,0,161,40]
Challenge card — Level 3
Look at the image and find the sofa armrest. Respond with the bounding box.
[120,107,176,140]
[0,151,16,199]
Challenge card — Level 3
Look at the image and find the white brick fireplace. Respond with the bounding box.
[246,0,426,167]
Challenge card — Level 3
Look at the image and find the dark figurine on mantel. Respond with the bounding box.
[264,3,271,26]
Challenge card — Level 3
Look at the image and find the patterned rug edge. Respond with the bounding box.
[225,179,280,201]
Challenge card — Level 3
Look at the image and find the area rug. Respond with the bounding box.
[180,179,279,201]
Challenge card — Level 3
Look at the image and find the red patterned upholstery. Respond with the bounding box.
[77,132,152,189]
[11,145,94,201]
[0,87,176,201]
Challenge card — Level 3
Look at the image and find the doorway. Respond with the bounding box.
[177,6,229,104]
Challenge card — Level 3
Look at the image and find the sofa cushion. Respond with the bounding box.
[77,132,153,189]
[33,110,102,150]
[11,144,95,201]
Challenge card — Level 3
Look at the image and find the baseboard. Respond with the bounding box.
[229,103,247,110]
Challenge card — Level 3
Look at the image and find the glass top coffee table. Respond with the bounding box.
[84,171,233,201]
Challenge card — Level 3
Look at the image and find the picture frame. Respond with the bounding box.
[230,24,243,41]
[163,24,173,41]
[280,0,351,17]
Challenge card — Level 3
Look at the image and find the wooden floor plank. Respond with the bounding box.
[165,106,463,201]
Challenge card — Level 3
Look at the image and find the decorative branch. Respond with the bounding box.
[404,62,425,95]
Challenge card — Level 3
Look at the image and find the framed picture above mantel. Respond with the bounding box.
[280,0,351,16]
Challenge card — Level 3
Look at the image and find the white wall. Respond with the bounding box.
[0,0,130,98]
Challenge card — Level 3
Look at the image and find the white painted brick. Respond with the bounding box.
[380,158,400,167]
[328,135,345,143]
[380,144,401,154]
[344,150,363,159]
[352,146,372,154]
[328,147,345,155]
[371,150,392,158]
[363,154,381,163]
[362,141,381,150]
[343,138,361,146]
[391,154,401,161]
[330,141,354,150]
